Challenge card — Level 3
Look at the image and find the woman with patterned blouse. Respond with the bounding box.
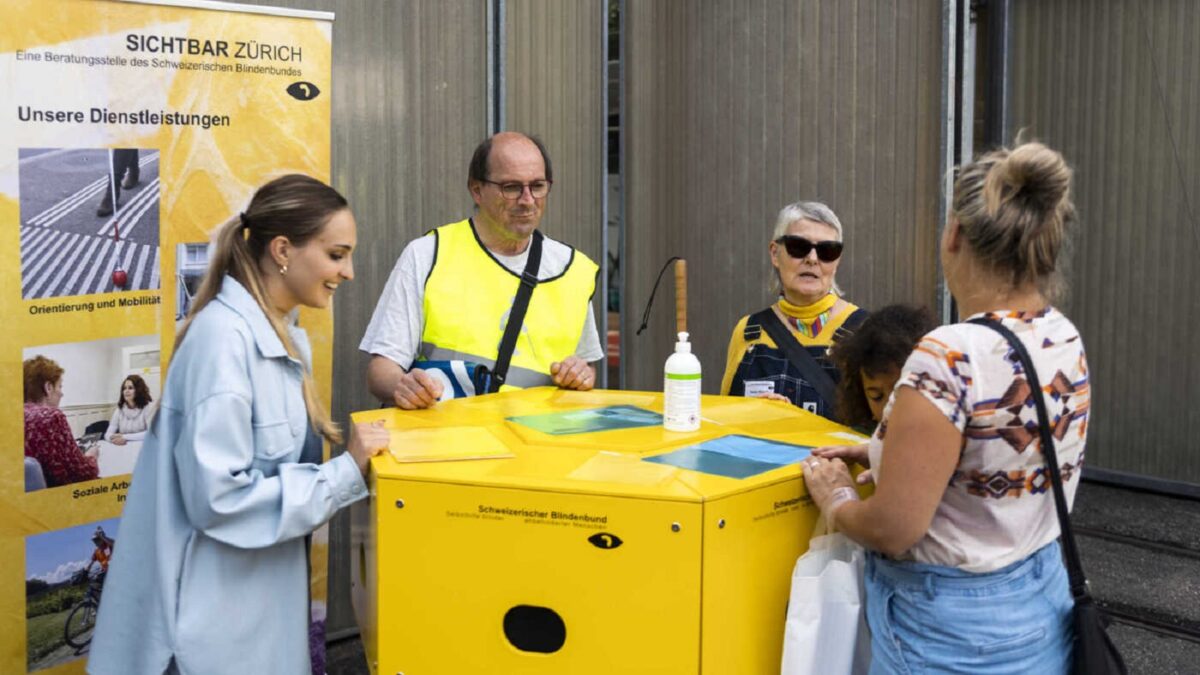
[805,143,1084,672]
[24,355,99,489]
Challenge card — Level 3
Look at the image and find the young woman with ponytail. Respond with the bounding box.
[803,143,1087,672]
[90,175,389,675]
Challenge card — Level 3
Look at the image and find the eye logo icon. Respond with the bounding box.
[588,532,623,550]
[286,81,321,101]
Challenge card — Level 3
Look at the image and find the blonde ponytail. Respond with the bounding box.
[174,175,348,444]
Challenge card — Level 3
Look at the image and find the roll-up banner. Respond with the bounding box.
[1,1,335,671]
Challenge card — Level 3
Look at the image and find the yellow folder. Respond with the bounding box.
[387,426,514,463]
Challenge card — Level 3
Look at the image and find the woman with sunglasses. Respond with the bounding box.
[720,201,867,419]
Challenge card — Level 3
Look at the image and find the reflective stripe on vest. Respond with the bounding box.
[418,344,552,388]
[419,219,598,386]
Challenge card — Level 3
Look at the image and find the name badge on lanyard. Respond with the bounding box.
[744,380,775,397]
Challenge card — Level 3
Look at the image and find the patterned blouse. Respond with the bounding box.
[868,308,1089,573]
[24,402,99,488]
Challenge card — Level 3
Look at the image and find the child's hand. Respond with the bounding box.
[812,443,873,484]
[812,443,869,466]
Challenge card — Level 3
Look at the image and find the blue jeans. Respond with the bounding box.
[865,541,1073,674]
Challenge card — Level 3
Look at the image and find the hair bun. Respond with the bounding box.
[952,141,1075,301]
[985,142,1072,215]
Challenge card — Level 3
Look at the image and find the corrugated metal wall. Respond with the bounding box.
[506,0,604,255]
[622,0,946,392]
[1009,0,1200,483]
[506,0,607,381]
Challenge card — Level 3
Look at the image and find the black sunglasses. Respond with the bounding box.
[775,235,844,262]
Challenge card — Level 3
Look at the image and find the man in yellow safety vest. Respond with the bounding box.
[361,132,602,409]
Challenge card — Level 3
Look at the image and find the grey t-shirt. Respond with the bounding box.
[359,231,604,369]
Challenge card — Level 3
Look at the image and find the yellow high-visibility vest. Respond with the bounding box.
[420,219,598,388]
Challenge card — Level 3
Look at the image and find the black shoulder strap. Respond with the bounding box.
[967,317,1088,600]
[842,307,870,332]
[489,231,543,393]
[830,307,870,345]
[750,307,837,408]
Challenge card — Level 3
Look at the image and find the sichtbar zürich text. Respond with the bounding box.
[125,34,303,62]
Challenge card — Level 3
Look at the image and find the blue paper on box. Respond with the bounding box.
[507,405,663,435]
[643,434,814,479]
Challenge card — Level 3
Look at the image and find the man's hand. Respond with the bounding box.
[549,356,595,391]
[392,368,444,409]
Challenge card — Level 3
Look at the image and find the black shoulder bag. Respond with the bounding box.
[968,317,1127,675]
[750,308,838,410]
[475,231,544,394]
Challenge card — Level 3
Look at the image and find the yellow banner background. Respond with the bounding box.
[1,1,333,672]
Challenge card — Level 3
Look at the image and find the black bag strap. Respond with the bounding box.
[840,307,870,333]
[489,230,544,393]
[967,317,1088,599]
[750,307,837,408]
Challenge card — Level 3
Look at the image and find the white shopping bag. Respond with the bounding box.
[780,523,871,675]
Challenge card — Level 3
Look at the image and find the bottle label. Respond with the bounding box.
[664,377,701,430]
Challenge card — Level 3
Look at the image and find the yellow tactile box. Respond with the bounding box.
[350,388,867,674]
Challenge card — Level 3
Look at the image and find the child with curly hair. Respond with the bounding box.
[814,304,937,482]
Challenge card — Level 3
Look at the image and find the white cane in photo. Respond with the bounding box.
[107,149,128,289]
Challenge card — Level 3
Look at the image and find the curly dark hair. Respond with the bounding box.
[118,374,154,409]
[830,304,937,428]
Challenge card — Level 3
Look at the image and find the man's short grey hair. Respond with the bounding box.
[770,200,845,297]
[772,201,844,241]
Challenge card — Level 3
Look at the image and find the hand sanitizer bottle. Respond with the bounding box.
[664,331,701,431]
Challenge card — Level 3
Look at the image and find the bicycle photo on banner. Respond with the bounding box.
[0,1,336,672]
[24,518,119,672]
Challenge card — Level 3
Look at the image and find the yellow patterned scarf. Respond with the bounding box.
[777,293,838,339]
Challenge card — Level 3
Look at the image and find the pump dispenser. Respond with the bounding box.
[663,331,702,431]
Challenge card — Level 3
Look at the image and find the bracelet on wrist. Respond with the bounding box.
[825,486,860,530]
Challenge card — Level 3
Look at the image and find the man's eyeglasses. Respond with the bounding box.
[775,235,844,262]
[481,179,553,200]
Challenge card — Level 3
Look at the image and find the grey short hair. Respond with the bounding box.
[772,201,844,241]
[770,201,844,296]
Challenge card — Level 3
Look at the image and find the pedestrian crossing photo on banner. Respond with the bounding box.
[19,148,161,299]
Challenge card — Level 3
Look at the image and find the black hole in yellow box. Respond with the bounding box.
[503,605,566,653]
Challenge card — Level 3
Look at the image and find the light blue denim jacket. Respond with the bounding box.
[89,276,366,675]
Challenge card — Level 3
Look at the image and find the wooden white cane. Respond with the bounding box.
[674,259,687,335]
